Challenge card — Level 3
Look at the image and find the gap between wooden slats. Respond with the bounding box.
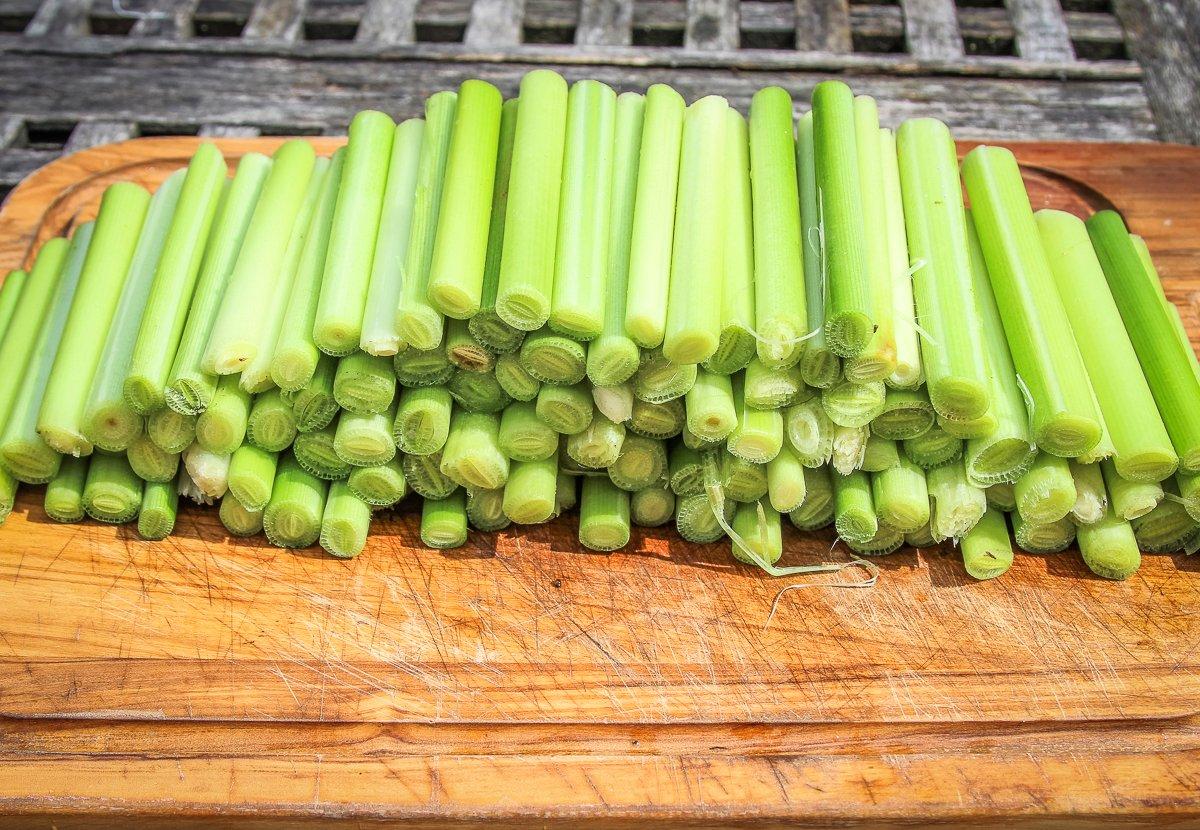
[24,0,90,36]
[62,121,137,153]
[129,0,200,38]
[900,0,963,60]
[243,0,306,40]
[685,0,739,50]
[1005,0,1074,61]
[357,0,417,43]
[198,125,264,137]
[575,0,632,46]
[793,0,851,53]
[464,0,525,47]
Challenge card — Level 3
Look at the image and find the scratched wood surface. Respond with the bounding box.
[0,138,1198,826]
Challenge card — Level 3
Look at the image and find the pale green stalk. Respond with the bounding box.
[927,460,986,541]
[147,407,196,454]
[440,410,508,491]
[0,269,27,342]
[536,382,593,435]
[871,387,934,440]
[872,456,929,533]
[631,486,675,527]
[44,455,88,522]
[685,368,736,444]
[503,453,559,524]
[227,444,279,512]
[127,434,179,483]
[333,352,396,415]
[421,490,469,548]
[608,435,667,492]
[82,451,143,523]
[766,444,806,513]
[195,375,250,455]
[263,453,328,548]
[393,386,452,456]
[795,111,840,388]
[246,389,297,452]
[1014,453,1076,525]
[220,494,263,537]
[1101,460,1163,521]
[880,128,921,388]
[628,398,685,440]
[320,480,373,559]
[961,508,1014,580]
[347,459,407,507]
[579,476,631,552]
[743,359,809,410]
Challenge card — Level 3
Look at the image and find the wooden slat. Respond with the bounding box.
[198,124,264,137]
[61,120,137,154]
[793,0,850,52]
[574,0,632,46]
[684,0,739,51]
[355,0,417,43]
[23,0,89,36]
[1005,0,1075,61]
[1113,0,1200,144]
[900,0,964,60]
[242,0,306,40]
[129,0,199,37]
[464,0,525,47]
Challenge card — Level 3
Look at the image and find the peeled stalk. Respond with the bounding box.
[831,424,869,475]
[795,111,840,388]
[785,399,833,468]
[880,128,921,388]
[927,460,986,541]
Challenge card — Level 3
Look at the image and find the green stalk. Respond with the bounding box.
[164,153,272,413]
[731,502,784,566]
[880,128,921,389]
[831,424,869,475]
[333,352,395,415]
[796,111,840,388]
[625,83,685,349]
[843,96,895,383]
[608,435,667,492]
[127,434,179,483]
[871,387,935,440]
[821,379,886,428]
[903,424,962,470]
[39,182,151,456]
[705,108,756,375]
[347,458,407,507]
[579,476,631,552]
[833,470,877,545]
[566,413,626,469]
[632,350,697,404]
[445,319,494,374]
[183,444,231,499]
[335,404,398,469]
[896,119,990,422]
[961,508,1014,580]
[743,359,809,410]
[962,145,1102,456]
[360,118,424,355]
[938,412,997,441]
[421,490,469,548]
[785,398,833,467]
[1012,514,1076,553]
[789,465,835,531]
[663,94,727,365]
[812,80,871,359]
[246,389,297,452]
[313,110,394,355]
[861,435,900,472]
[846,524,905,557]
[138,478,180,541]
[395,91,457,349]
[470,99,524,355]
[535,382,594,435]
[669,444,704,496]
[393,386,452,456]
[219,495,263,537]
[1086,210,1200,473]
[555,470,577,517]
[1037,210,1176,481]
[1177,471,1200,522]
[872,456,929,533]
[227,443,278,512]
[583,90,643,382]
[499,401,559,462]
[82,451,143,523]
[550,80,616,341]
[402,452,458,499]
[676,491,733,543]
[427,80,502,320]
[467,486,510,532]
[288,354,339,433]
[0,269,27,342]
[393,343,454,388]
[263,453,328,548]
[503,453,559,524]
[293,420,351,481]
[628,398,685,440]
[1014,453,1076,526]
[631,486,675,527]
[767,443,807,513]
[203,141,316,373]
[1078,511,1140,580]
[447,369,510,414]
[270,149,345,390]
[496,70,569,332]
[195,375,250,455]
[495,353,541,402]
[320,480,372,558]
[83,169,185,451]
[728,374,783,464]
[685,369,737,443]
[122,144,228,415]
[1070,461,1107,526]
[44,455,88,522]
[519,328,587,385]
[1101,459,1163,521]
[147,407,196,454]
[440,410,508,490]
[1131,482,1198,552]
[927,460,986,541]
[905,523,936,548]
[986,482,1017,512]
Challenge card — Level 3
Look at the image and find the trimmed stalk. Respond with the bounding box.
[767,444,807,513]
[631,486,675,527]
[961,508,1014,580]
[147,407,196,454]
[727,375,783,464]
[393,343,454,388]
[566,413,626,469]
[833,470,877,545]
[1013,514,1076,554]
[195,375,250,455]
[731,502,784,566]
[880,127,921,388]
[796,111,840,388]
[138,479,180,541]
[670,444,704,496]
[44,456,88,523]
[927,461,986,542]
[293,421,351,481]
[1131,482,1199,552]
[288,354,339,433]
[466,487,510,532]
[246,389,297,452]
[579,476,631,552]
[127,434,179,483]
[503,453,559,524]
[82,451,143,524]
[685,369,737,444]
[785,398,833,468]
[440,410,508,491]
[608,435,667,492]
[0,269,27,341]
[1078,511,1140,580]
[228,444,279,512]
[1014,453,1076,525]
[872,456,929,533]
[334,404,399,469]
[1070,461,1107,526]
[320,480,373,558]
[861,436,900,472]
[743,359,809,410]
[676,491,733,543]
[421,491,469,548]
[822,379,886,429]
[632,350,696,404]
[183,444,231,499]
[871,388,935,440]
[402,452,458,499]
[903,424,962,470]
[445,319,494,374]
[789,465,835,531]
[333,352,395,415]
[628,398,685,440]
[535,382,594,435]
[220,495,263,537]
[499,401,558,462]
[393,386,452,456]
[495,353,541,402]
[519,328,587,385]
[986,482,1017,513]
[263,453,328,548]
[347,459,407,507]
[447,369,511,414]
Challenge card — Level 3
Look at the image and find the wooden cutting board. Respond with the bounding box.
[0,138,1198,828]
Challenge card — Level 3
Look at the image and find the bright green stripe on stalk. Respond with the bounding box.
[795,111,840,389]
[961,508,1014,580]
[872,456,929,533]
[123,144,228,415]
[220,495,263,537]
[422,490,469,548]
[445,319,494,373]
[1078,511,1140,580]
[625,83,685,349]
[579,476,631,552]
[766,444,806,513]
[83,170,184,451]
[519,328,587,385]
[962,145,1102,456]
[631,486,674,527]
[241,156,331,394]
[137,479,179,541]
[871,387,934,441]
[39,182,151,456]
[334,404,398,468]
[394,92,457,349]
[566,413,625,469]
[896,119,990,422]
[1037,210,1176,482]
[127,434,179,483]
[728,374,783,464]
[294,420,351,481]
[393,342,454,388]
[313,110,394,355]
[812,80,871,359]
[744,359,809,411]
[1086,210,1200,474]
[228,444,279,512]
[361,118,424,355]
[440,410,508,490]
[263,453,328,548]
[470,98,523,355]
[663,95,727,366]
[270,149,345,391]
[536,382,593,435]
[320,480,372,558]
[196,375,250,455]
[333,352,396,415]
[1014,453,1076,525]
[427,80,502,320]
[705,108,756,375]
[45,455,88,523]
[880,128,921,389]
[0,269,27,342]
[288,354,339,433]
[1101,460,1163,521]
[503,453,559,524]
[495,354,541,402]
[147,407,195,454]
[833,470,876,544]
[587,92,644,386]
[447,369,510,414]
[928,460,986,542]
[496,70,569,332]
[499,401,558,462]
[348,458,407,507]
[608,435,667,492]
[393,386,452,456]
[203,141,316,374]
[82,451,143,524]
[165,153,272,413]
[685,369,736,443]
[550,80,616,341]
[246,389,297,452]
[843,97,895,383]
[633,350,696,404]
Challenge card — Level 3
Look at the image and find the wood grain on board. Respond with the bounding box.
[0,138,1198,826]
